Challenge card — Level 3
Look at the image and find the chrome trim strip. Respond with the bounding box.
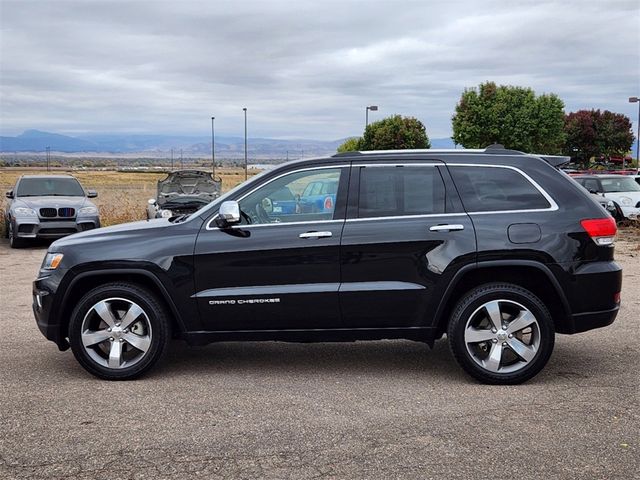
[207,219,344,231]
[353,163,441,167]
[339,281,425,292]
[193,281,425,298]
[346,212,468,222]
[446,163,559,213]
[205,164,349,231]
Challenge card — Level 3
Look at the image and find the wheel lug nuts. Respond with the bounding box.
[508,334,513,338]
[491,328,497,333]
[107,328,112,332]
[109,337,114,341]
[119,338,124,343]
[502,342,507,346]
[123,329,128,333]
[492,339,498,343]
[115,323,121,327]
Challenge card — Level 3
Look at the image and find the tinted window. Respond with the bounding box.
[358,166,446,218]
[450,166,550,212]
[17,177,85,197]
[600,177,640,192]
[239,169,342,225]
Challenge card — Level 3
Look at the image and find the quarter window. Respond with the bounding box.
[239,169,342,225]
[449,166,551,212]
[358,166,446,218]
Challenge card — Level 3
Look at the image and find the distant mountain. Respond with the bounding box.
[0,130,97,152]
[1,129,461,158]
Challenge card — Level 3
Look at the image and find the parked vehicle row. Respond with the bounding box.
[4,170,222,248]
[32,146,622,384]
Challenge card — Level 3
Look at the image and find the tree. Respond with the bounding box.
[451,81,565,153]
[563,109,634,166]
[337,136,362,152]
[360,115,430,150]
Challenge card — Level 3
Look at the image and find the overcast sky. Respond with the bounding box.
[0,0,638,140]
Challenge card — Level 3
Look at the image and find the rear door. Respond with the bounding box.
[339,160,476,329]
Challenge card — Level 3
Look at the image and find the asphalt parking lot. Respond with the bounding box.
[0,239,638,480]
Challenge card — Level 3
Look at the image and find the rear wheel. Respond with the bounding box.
[448,283,554,384]
[69,283,171,380]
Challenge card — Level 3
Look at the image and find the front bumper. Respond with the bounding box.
[15,216,100,239]
[33,271,69,350]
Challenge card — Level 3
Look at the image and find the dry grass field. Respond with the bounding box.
[0,167,639,243]
[0,167,261,233]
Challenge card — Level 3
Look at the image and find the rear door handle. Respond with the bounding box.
[299,231,333,239]
[429,224,465,232]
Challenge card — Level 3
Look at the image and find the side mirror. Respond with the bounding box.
[216,201,241,227]
[5,190,14,199]
[148,198,157,205]
[87,190,98,198]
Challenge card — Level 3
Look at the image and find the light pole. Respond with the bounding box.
[243,107,248,180]
[629,96,639,171]
[180,148,183,169]
[211,116,216,178]
[365,105,378,129]
[45,146,50,171]
[170,148,174,170]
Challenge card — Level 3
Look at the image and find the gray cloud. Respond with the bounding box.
[1,0,638,140]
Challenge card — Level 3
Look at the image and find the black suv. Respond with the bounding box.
[33,147,622,384]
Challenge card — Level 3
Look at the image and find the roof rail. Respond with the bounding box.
[332,144,528,157]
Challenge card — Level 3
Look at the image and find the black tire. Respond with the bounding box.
[448,283,555,385]
[68,282,171,380]
[8,222,25,248]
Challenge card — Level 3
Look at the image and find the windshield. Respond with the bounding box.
[17,177,85,197]
[601,177,640,193]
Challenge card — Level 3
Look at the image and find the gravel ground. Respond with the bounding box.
[0,237,638,479]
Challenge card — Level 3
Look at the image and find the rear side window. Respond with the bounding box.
[449,166,551,212]
[358,166,446,218]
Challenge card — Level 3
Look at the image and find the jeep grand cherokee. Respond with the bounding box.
[32,146,622,384]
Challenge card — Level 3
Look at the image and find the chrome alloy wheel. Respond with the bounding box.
[464,299,541,374]
[81,297,152,369]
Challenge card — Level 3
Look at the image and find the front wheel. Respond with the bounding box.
[69,283,171,380]
[448,283,555,385]
[8,222,25,248]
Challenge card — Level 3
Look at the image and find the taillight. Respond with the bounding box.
[580,218,617,246]
[324,196,333,210]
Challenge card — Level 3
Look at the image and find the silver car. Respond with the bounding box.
[146,170,221,219]
[4,175,100,248]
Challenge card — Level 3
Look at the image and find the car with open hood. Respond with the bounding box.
[146,170,221,219]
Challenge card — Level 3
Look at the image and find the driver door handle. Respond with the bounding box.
[429,224,465,232]
[299,231,333,239]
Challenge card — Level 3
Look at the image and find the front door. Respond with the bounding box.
[339,162,476,329]
[194,166,349,331]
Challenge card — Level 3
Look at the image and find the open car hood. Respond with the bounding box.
[157,170,222,207]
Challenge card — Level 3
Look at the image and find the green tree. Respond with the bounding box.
[360,115,430,150]
[337,136,362,152]
[451,81,565,153]
[563,109,635,167]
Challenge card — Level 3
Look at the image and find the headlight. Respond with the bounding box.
[78,206,98,215]
[13,207,37,216]
[42,253,64,270]
[160,209,172,218]
[619,196,633,206]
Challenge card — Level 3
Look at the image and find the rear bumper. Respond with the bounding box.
[566,306,619,334]
[557,260,622,334]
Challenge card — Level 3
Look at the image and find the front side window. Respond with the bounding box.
[449,166,551,212]
[600,177,640,193]
[17,177,85,197]
[239,168,342,225]
[358,166,446,218]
